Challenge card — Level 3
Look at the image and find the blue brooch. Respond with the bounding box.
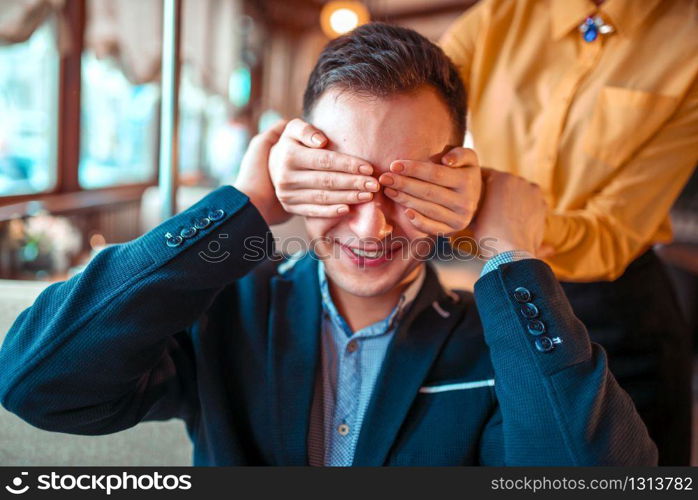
[578,15,614,42]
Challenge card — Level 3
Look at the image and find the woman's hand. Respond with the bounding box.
[268,119,380,218]
[268,118,481,235]
[233,119,291,226]
[378,148,481,236]
[469,168,548,256]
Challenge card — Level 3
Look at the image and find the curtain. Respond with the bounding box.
[0,0,70,52]
[85,0,242,98]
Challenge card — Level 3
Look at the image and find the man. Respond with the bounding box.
[0,24,655,465]
[271,1,698,466]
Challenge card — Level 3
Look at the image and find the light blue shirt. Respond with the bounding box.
[307,250,532,466]
[307,262,425,466]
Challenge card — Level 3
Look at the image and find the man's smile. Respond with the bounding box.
[339,241,401,267]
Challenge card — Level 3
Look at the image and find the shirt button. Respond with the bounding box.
[337,424,350,436]
[513,287,532,303]
[347,340,358,353]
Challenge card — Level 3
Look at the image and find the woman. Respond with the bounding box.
[439,0,698,464]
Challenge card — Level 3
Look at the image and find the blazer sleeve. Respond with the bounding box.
[473,258,658,465]
[0,186,273,435]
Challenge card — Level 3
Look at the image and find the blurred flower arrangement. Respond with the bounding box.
[7,213,82,277]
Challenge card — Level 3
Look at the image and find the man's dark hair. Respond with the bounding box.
[303,22,467,140]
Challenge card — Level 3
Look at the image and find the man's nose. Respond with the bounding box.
[346,191,393,241]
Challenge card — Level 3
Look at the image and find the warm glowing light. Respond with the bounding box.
[329,8,359,34]
[320,1,370,39]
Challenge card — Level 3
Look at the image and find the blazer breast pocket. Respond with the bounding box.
[581,86,679,169]
[388,378,496,465]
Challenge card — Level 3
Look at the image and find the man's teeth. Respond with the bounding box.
[350,247,385,258]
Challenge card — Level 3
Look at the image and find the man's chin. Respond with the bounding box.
[331,278,397,298]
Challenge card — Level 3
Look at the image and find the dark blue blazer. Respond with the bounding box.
[0,186,657,465]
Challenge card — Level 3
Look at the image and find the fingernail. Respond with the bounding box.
[380,174,394,186]
[359,165,373,175]
[337,206,349,215]
[365,180,379,191]
[405,209,415,220]
[443,155,456,166]
[384,187,398,197]
[358,192,373,201]
[311,133,324,146]
[391,162,404,173]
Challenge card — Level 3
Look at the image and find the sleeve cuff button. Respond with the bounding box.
[520,302,539,319]
[535,336,555,353]
[513,286,532,303]
[527,319,546,336]
[166,234,184,247]
[194,217,212,229]
[208,209,225,221]
[180,226,198,239]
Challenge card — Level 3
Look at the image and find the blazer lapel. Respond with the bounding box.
[352,264,466,466]
[267,253,322,465]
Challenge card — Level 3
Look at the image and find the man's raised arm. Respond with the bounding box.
[470,170,657,465]
[0,122,285,435]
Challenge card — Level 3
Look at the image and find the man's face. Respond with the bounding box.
[305,86,455,297]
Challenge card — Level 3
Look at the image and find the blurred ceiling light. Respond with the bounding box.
[320,1,370,39]
[330,8,359,33]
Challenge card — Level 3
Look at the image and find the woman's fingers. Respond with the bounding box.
[440,146,478,168]
[389,160,461,187]
[288,142,373,175]
[389,150,478,187]
[265,119,291,141]
[287,203,350,218]
[384,187,464,232]
[279,189,373,206]
[282,170,379,192]
[283,118,329,148]
[271,121,482,229]
[379,172,463,212]
[268,119,380,217]
[381,148,482,234]
[404,209,454,236]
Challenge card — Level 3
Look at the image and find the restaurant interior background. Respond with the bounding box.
[0,0,696,465]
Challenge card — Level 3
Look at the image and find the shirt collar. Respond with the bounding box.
[550,0,662,41]
[318,261,427,336]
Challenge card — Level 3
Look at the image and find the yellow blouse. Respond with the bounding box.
[441,0,698,281]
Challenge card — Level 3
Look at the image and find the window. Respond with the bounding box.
[178,63,250,186]
[0,21,59,196]
[79,53,160,189]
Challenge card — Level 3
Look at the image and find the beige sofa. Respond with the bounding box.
[0,279,192,466]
